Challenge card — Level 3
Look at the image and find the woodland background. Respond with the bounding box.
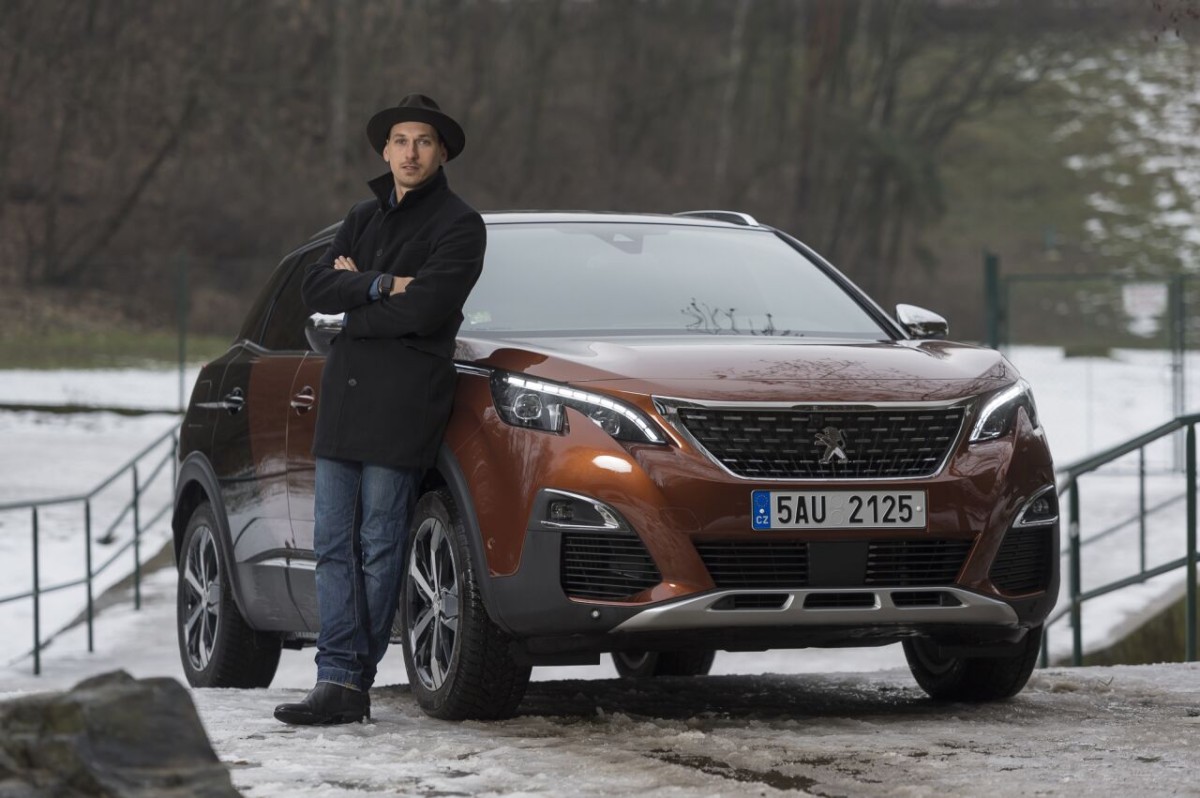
[1,0,1195,352]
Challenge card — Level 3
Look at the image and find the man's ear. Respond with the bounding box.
[439,142,448,164]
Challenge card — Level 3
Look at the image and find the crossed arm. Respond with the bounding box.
[300,209,485,340]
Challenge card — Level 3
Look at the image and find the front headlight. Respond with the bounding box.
[489,372,667,444]
[970,379,1040,442]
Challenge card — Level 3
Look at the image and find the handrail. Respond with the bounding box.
[1057,415,1197,480]
[0,423,180,674]
[1044,413,1200,667]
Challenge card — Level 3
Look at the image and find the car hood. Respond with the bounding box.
[457,335,1016,403]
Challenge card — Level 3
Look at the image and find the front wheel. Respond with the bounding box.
[612,650,716,678]
[903,626,1043,702]
[400,489,531,720]
[176,501,281,688]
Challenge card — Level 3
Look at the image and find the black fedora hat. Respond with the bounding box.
[366,94,466,160]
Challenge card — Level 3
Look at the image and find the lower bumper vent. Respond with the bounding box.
[711,593,790,610]
[990,527,1053,593]
[697,539,971,589]
[695,540,808,588]
[804,592,877,609]
[561,532,660,600]
[865,540,972,586]
[892,590,963,608]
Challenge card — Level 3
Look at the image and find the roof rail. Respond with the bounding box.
[674,210,760,227]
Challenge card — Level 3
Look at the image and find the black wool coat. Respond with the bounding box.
[301,168,486,469]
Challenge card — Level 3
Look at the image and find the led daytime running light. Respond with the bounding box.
[970,380,1030,442]
[504,375,664,443]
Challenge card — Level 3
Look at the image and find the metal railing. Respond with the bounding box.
[0,426,179,674]
[1043,413,1200,667]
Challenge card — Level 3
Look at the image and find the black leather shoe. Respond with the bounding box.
[273,682,370,725]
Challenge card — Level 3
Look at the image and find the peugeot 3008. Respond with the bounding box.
[173,210,1058,719]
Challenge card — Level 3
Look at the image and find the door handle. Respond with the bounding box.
[290,386,316,413]
[198,386,244,415]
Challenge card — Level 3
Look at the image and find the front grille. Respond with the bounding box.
[676,405,966,479]
[865,540,971,586]
[561,532,660,600]
[696,540,808,588]
[990,527,1053,593]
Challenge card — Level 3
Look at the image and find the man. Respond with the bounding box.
[274,94,486,725]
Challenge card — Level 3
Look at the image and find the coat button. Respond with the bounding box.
[348,378,357,387]
[376,249,383,256]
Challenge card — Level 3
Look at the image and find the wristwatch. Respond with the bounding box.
[378,274,394,297]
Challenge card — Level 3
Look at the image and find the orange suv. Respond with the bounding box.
[173,210,1058,719]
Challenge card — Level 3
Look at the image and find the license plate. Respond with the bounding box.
[751,490,926,530]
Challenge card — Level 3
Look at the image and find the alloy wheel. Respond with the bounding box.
[405,516,461,691]
[181,522,221,672]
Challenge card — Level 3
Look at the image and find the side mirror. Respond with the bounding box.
[896,304,948,340]
[305,313,344,354]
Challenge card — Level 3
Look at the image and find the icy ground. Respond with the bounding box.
[2,568,1199,797]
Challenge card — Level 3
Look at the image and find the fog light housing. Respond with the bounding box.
[1014,486,1058,527]
[548,500,575,523]
[540,490,624,530]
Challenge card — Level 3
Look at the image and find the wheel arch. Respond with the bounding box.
[173,451,257,627]
[431,444,514,634]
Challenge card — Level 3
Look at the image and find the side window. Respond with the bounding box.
[260,247,327,351]
[237,255,298,344]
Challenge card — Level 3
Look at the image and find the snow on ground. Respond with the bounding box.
[0,366,200,411]
[2,567,1198,797]
[1,348,1199,794]
[0,409,177,663]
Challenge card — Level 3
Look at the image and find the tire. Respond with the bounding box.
[176,502,281,688]
[400,489,531,720]
[902,626,1043,702]
[612,649,716,678]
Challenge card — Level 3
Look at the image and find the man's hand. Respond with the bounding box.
[334,256,359,272]
[388,276,414,295]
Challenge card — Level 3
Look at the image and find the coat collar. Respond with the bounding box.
[367,167,448,211]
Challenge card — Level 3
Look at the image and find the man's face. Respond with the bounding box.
[382,121,447,194]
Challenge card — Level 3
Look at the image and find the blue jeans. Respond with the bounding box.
[313,457,421,691]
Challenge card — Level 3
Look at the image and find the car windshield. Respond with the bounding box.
[463,222,889,338]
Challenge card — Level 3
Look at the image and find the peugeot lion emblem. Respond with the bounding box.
[816,426,848,464]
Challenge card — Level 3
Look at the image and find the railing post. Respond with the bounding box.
[85,500,94,653]
[1139,448,1147,575]
[984,251,1001,349]
[1069,482,1083,667]
[133,465,142,611]
[1187,423,1196,663]
[31,506,40,676]
[1171,277,1186,471]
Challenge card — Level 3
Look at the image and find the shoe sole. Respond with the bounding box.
[273,709,369,725]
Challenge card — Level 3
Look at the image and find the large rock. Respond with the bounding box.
[0,670,240,798]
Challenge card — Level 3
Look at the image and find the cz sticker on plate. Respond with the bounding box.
[752,490,926,530]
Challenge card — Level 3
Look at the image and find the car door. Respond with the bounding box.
[285,350,325,628]
[208,251,315,631]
